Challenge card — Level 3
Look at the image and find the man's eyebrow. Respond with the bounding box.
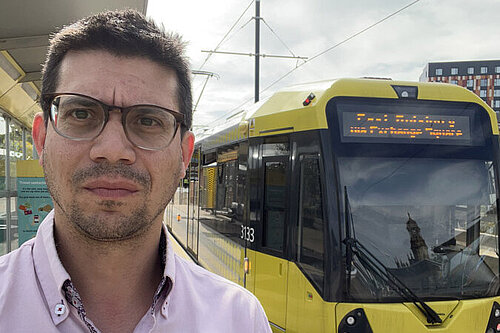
[62,96,99,107]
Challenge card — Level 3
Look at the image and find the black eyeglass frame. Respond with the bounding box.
[42,92,186,151]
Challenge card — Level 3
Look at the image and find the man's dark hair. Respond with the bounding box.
[41,9,192,131]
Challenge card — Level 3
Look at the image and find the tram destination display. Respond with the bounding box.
[341,111,471,143]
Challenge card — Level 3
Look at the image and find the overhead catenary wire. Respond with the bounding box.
[260,0,421,94]
[219,17,254,47]
[261,18,297,58]
[197,0,255,71]
[206,0,421,126]
[192,1,254,119]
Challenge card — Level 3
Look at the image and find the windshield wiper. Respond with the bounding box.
[343,187,442,324]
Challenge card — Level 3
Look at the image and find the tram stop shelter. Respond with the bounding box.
[0,0,148,255]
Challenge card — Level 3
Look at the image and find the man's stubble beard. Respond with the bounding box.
[42,146,182,242]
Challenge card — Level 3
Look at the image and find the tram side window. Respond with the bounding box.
[216,160,237,213]
[263,161,286,251]
[298,157,325,293]
[200,152,216,212]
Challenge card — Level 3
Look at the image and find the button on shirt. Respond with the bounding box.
[0,211,272,332]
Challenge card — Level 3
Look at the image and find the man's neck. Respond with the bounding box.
[53,215,164,333]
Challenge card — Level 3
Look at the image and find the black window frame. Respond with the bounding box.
[296,154,327,295]
[249,135,291,259]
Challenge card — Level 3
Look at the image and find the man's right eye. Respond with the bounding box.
[70,109,92,120]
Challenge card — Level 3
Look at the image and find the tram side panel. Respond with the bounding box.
[194,145,247,287]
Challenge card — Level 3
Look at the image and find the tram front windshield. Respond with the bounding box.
[331,98,500,302]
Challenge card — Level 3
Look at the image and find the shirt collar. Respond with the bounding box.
[33,211,177,324]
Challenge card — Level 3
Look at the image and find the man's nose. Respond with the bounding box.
[89,112,136,164]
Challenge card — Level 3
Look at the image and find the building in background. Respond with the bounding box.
[420,60,500,116]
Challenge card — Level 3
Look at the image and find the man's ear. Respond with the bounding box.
[32,113,46,165]
[179,130,195,178]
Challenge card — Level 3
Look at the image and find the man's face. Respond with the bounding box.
[33,50,193,241]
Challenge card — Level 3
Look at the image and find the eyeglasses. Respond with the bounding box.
[43,93,185,151]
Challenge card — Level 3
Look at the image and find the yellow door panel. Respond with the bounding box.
[286,262,335,333]
[254,251,288,329]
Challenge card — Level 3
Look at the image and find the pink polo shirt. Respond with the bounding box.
[0,211,272,332]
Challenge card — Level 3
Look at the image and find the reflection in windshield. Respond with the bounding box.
[406,213,429,262]
[339,157,500,301]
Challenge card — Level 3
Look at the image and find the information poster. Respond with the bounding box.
[16,160,53,246]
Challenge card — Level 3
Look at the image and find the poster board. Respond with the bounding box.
[16,160,53,246]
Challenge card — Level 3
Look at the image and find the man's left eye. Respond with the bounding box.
[73,109,91,119]
[139,117,160,126]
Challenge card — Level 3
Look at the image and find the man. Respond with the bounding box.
[0,10,271,333]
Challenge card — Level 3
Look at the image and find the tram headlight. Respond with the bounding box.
[338,308,373,333]
[346,315,356,325]
[485,302,500,333]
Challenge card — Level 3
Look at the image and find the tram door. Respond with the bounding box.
[253,139,290,330]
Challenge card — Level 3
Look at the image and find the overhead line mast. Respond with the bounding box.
[201,0,307,103]
[255,0,260,102]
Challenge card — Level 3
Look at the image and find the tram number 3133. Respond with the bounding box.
[240,225,255,243]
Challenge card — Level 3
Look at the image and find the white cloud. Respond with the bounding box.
[147,0,500,132]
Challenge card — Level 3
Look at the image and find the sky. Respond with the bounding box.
[147,0,500,135]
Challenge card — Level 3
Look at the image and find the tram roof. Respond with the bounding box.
[0,0,148,128]
[196,78,498,151]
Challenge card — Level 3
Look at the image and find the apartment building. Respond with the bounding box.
[420,60,500,114]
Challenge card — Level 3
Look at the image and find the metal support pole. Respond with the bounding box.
[255,0,260,103]
[5,116,11,253]
[22,126,26,160]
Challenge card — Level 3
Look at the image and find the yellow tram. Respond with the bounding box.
[166,78,500,333]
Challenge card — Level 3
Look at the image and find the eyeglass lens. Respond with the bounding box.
[50,94,179,150]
